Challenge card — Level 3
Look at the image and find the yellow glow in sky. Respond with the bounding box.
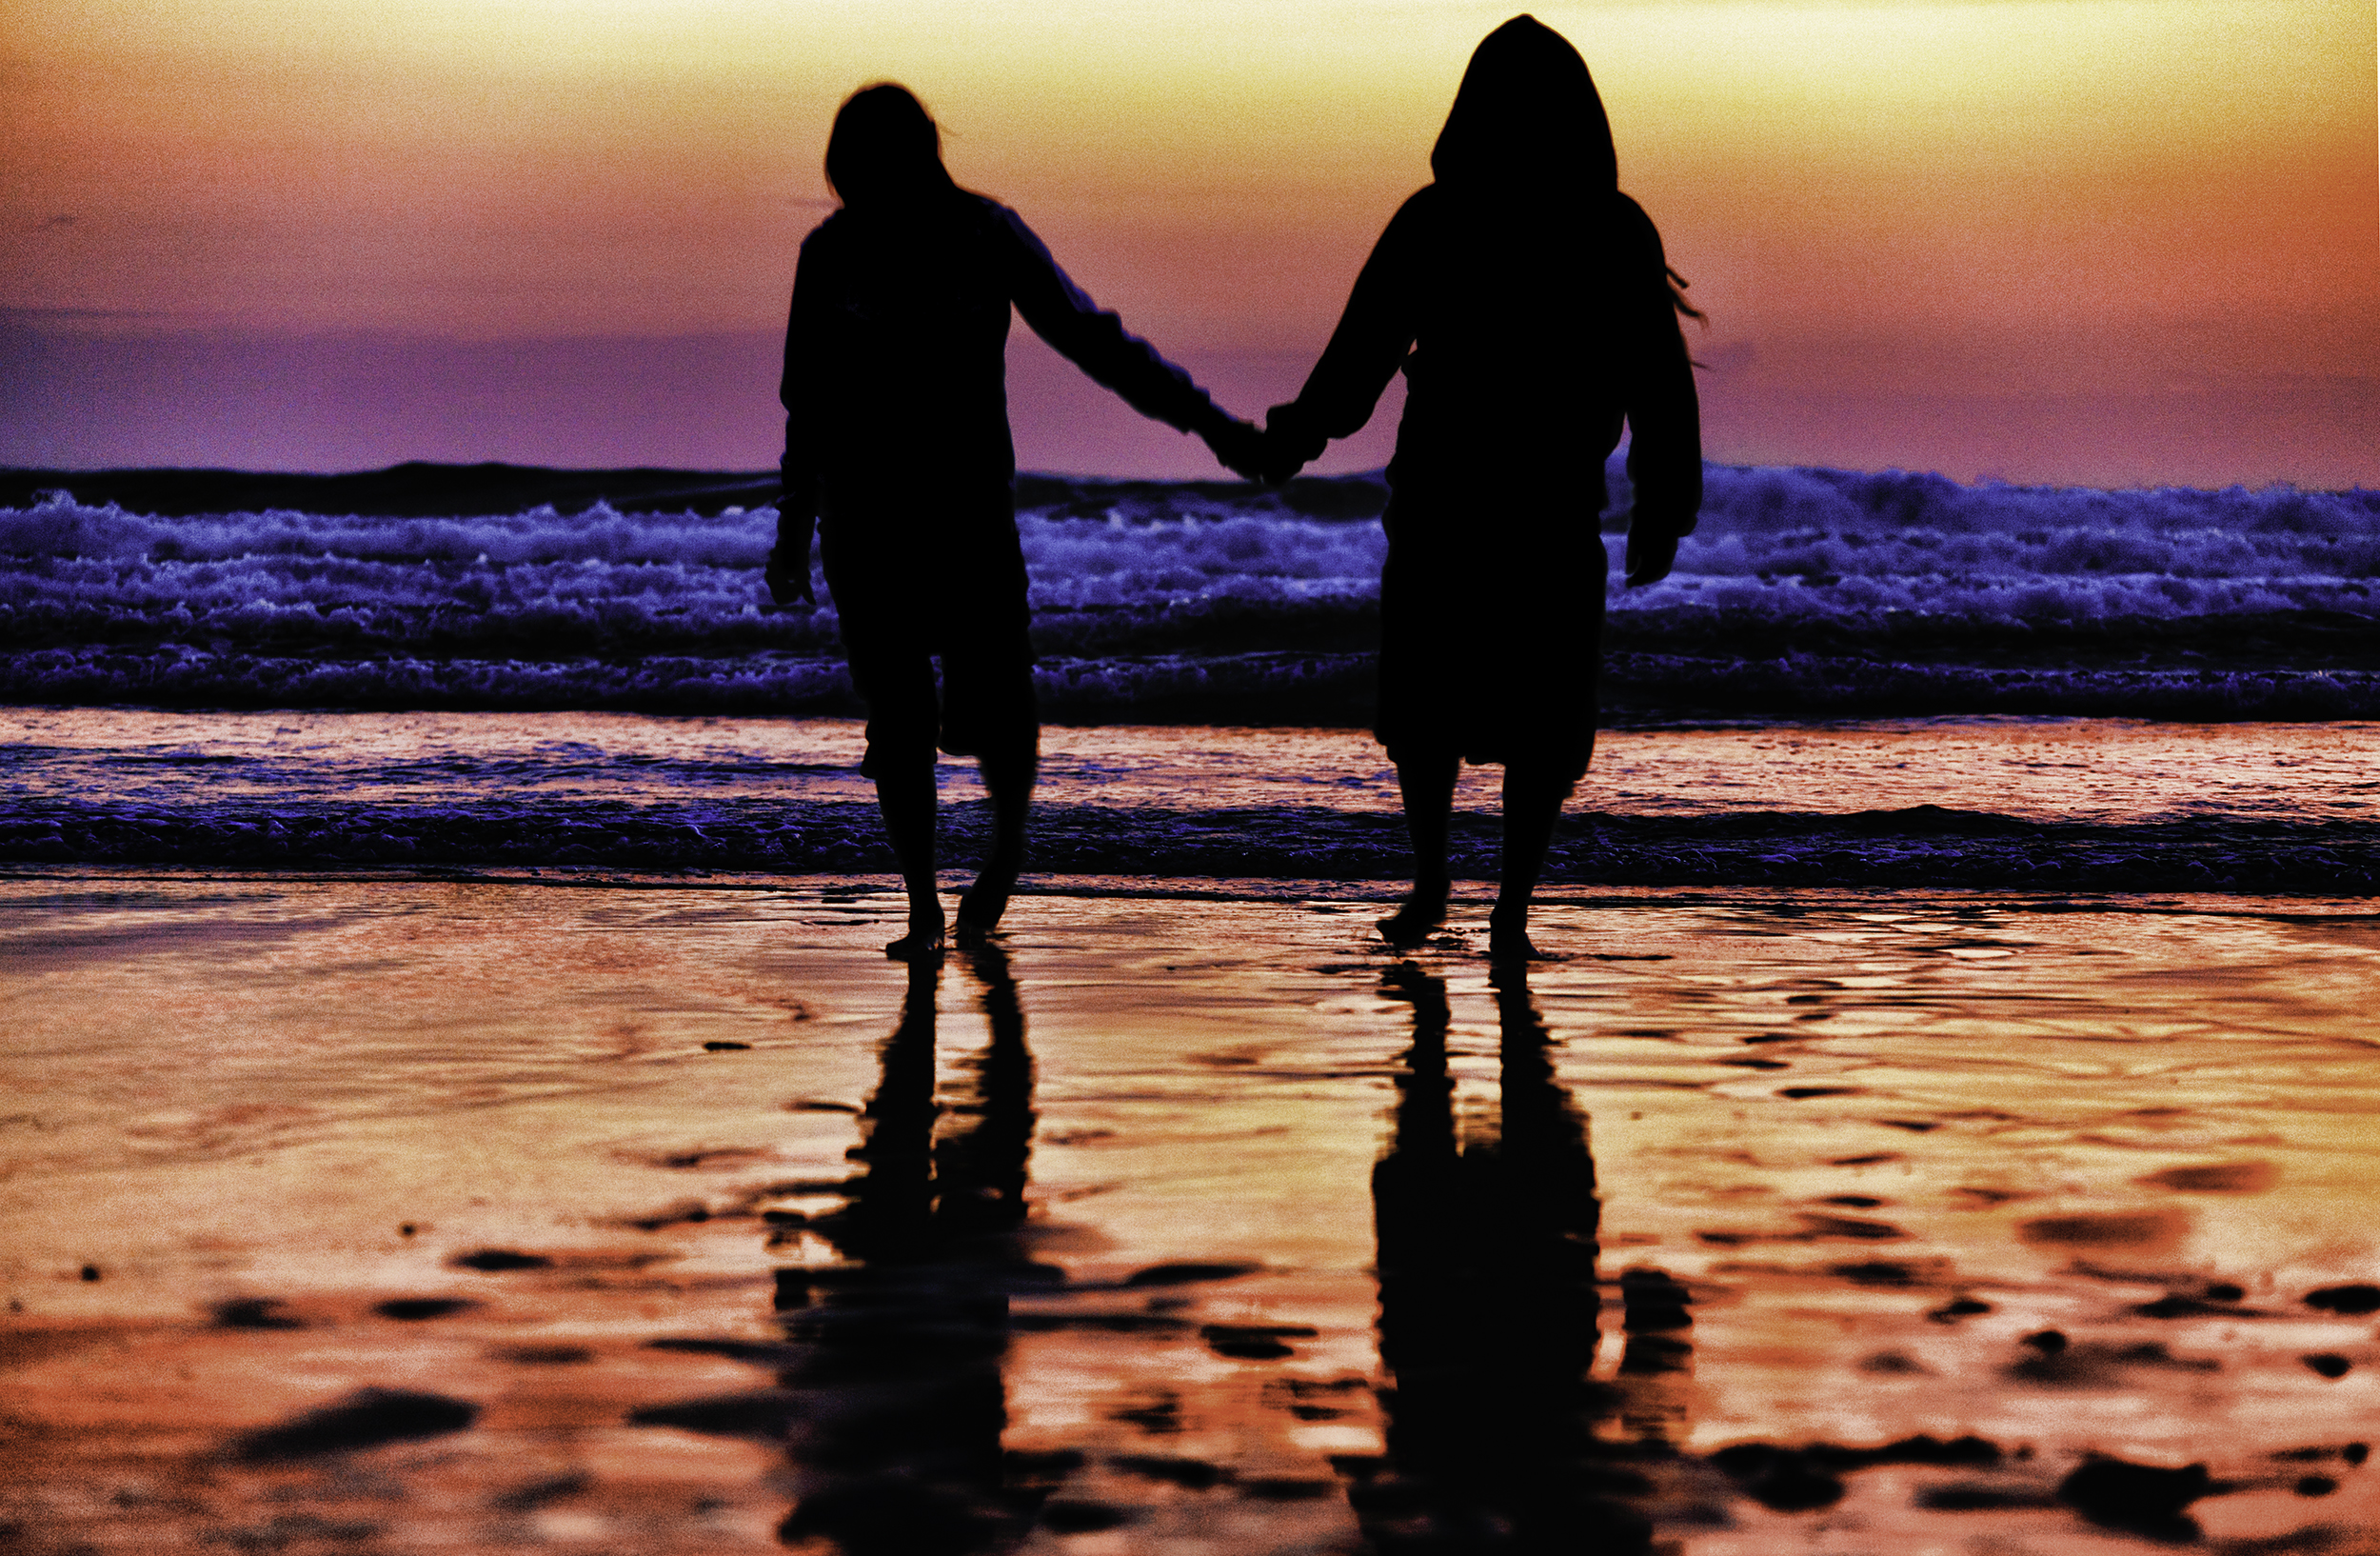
[2,0,2372,478]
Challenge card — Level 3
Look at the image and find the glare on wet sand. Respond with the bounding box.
[4,878,2378,1551]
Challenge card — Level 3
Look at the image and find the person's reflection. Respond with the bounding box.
[774,948,1042,1555]
[1359,960,1661,1552]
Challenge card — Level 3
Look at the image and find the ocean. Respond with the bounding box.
[2,459,2374,889]
[9,461,2380,1552]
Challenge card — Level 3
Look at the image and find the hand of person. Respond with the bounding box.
[1200,416,1267,482]
[1624,529,1679,588]
[1259,405,1321,485]
[1256,427,1309,486]
[764,542,815,606]
[766,476,818,607]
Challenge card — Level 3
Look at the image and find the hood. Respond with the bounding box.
[1430,15,1617,195]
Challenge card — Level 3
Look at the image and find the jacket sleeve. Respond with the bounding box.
[998,205,1231,437]
[1266,191,1425,465]
[1616,197,1702,540]
[777,230,828,539]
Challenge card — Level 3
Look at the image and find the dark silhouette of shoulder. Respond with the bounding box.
[783,191,1228,492]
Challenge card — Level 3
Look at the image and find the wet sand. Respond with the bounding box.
[6,874,2380,1552]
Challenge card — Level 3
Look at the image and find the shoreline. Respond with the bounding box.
[10,866,2379,912]
[9,712,2378,892]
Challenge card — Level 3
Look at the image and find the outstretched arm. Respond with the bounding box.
[1263,191,1426,483]
[1000,206,1260,477]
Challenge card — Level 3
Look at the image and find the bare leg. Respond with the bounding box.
[956,746,1036,942]
[1488,760,1574,961]
[1380,751,1459,948]
[876,753,944,960]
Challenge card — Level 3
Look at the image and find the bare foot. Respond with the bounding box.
[1378,879,1451,949]
[885,902,946,961]
[1487,905,1549,962]
[955,863,1019,945]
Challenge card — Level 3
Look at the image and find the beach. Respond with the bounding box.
[8,0,2372,1539]
[6,463,2380,1550]
[7,873,2380,1552]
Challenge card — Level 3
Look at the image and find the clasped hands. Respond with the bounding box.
[1200,407,1678,588]
[1197,406,1320,489]
[771,409,1677,608]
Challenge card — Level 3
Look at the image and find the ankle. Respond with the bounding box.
[958,875,1012,910]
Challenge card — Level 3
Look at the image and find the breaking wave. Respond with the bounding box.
[3,463,2373,720]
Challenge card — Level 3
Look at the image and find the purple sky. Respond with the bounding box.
[8,0,2373,489]
[5,316,2370,489]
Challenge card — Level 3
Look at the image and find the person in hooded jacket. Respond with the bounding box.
[768,84,1263,959]
[1261,14,1703,961]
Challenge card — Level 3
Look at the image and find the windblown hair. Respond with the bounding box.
[823,83,961,208]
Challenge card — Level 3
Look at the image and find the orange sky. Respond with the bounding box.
[3,0,2374,483]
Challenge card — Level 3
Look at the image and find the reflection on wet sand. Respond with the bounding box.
[1359,961,1657,1552]
[747,953,1684,1552]
[9,883,2380,1551]
[774,948,1043,1553]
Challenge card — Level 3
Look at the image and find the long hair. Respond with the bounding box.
[823,83,960,209]
[1433,16,1702,322]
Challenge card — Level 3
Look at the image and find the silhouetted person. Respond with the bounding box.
[768,84,1264,957]
[774,947,1049,1554]
[1261,16,1703,959]
[1359,960,1653,1552]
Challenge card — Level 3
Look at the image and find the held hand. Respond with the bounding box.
[1200,416,1267,483]
[1624,529,1678,588]
[1259,405,1322,486]
[764,544,815,607]
[1256,427,1309,487]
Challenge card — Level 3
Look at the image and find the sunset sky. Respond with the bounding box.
[4,0,2373,485]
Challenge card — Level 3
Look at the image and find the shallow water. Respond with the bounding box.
[6,877,2379,1551]
[8,710,2375,893]
[7,708,2380,820]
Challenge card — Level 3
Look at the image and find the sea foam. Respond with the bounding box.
[2,465,2372,719]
